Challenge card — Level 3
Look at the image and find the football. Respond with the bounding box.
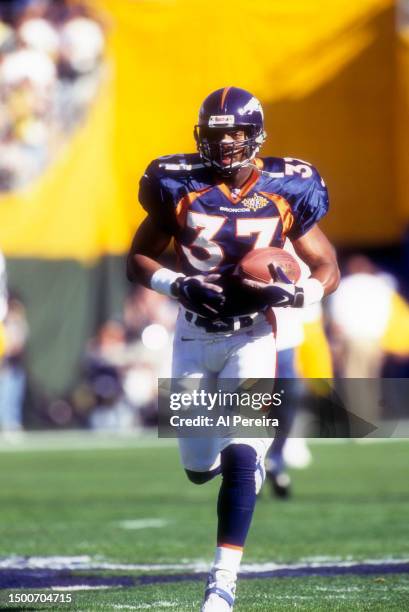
[238,247,301,284]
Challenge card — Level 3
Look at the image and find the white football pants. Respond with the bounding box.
[172,308,277,473]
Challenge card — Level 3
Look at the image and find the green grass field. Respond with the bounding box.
[0,436,408,610]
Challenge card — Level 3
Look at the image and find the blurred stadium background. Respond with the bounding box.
[0,0,409,432]
[0,2,409,610]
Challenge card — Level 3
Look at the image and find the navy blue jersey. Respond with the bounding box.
[139,153,329,315]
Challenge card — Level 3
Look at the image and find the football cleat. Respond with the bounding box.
[201,572,236,611]
[283,438,312,469]
[266,470,291,499]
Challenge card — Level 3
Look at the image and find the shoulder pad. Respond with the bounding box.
[257,156,286,178]
[260,156,325,184]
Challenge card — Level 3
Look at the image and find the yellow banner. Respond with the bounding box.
[0,0,397,259]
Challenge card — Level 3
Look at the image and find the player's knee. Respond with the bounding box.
[220,443,265,494]
[221,444,258,482]
[185,468,219,485]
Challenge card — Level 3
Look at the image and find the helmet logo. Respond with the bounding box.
[208,115,235,127]
[237,97,263,118]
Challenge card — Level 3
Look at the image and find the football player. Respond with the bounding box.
[127,87,340,611]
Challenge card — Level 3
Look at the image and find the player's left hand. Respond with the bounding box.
[242,266,304,308]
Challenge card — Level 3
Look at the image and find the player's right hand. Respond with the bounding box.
[172,274,226,318]
[241,267,303,308]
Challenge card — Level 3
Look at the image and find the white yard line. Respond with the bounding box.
[116,519,169,530]
[1,555,408,573]
[113,605,178,610]
[50,585,111,591]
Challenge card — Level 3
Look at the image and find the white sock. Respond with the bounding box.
[212,546,243,582]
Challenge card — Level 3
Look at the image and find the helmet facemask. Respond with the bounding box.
[194,125,266,177]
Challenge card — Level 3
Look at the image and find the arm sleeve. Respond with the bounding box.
[287,169,329,241]
[138,163,177,235]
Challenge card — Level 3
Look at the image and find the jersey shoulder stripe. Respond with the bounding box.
[257,156,329,240]
[150,153,204,178]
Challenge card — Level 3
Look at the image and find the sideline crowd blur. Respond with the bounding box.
[1,250,408,434]
[0,251,29,433]
[0,0,105,191]
[0,249,179,432]
[72,288,178,432]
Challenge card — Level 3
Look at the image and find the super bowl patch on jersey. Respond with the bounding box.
[242,194,269,211]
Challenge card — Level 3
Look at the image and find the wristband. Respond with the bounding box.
[150,268,185,298]
[296,277,324,306]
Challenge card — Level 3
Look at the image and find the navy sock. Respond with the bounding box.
[217,444,258,548]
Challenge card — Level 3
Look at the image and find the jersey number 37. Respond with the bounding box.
[180,212,280,272]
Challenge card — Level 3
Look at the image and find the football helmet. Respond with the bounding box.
[194,87,266,176]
